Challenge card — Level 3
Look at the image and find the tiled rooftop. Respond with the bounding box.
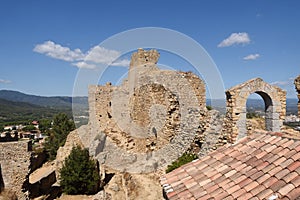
[160,133,300,200]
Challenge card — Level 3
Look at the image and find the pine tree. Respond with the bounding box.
[60,146,100,195]
[44,113,75,160]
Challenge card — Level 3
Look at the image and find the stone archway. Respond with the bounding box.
[295,75,300,117]
[222,78,286,143]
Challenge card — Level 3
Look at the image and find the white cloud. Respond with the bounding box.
[218,32,251,47]
[34,41,130,69]
[243,54,260,60]
[33,41,85,62]
[72,62,97,69]
[0,79,11,84]
[84,46,120,64]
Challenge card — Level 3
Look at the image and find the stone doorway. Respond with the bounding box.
[222,78,286,143]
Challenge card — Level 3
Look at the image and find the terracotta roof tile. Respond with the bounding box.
[268,166,283,176]
[291,175,300,187]
[250,184,266,196]
[262,163,276,173]
[214,191,229,200]
[277,148,291,157]
[282,171,298,183]
[285,187,300,199]
[226,184,240,194]
[256,161,269,171]
[287,140,300,150]
[269,136,282,145]
[161,133,300,200]
[278,183,295,197]
[281,139,295,148]
[280,158,294,169]
[256,188,273,199]
[237,192,253,200]
[291,152,300,161]
[287,160,300,171]
[273,156,287,166]
[295,166,300,175]
[250,170,264,180]
[274,168,290,180]
[244,181,259,192]
[232,188,247,199]
[256,173,271,184]
[269,180,286,191]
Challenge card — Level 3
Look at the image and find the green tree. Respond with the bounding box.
[44,113,75,160]
[38,119,52,134]
[22,124,36,132]
[60,146,100,195]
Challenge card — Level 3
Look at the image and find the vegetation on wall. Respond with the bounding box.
[166,152,198,173]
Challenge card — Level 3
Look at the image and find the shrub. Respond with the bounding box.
[166,153,198,173]
[60,146,100,195]
[206,105,212,111]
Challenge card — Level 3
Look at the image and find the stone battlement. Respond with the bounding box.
[129,48,160,69]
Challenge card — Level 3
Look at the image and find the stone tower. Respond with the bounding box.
[129,48,160,69]
[128,48,160,94]
[295,75,300,117]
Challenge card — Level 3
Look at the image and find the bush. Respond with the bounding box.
[60,146,100,195]
[166,153,198,173]
[206,105,212,111]
[246,112,259,119]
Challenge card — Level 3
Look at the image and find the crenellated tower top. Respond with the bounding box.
[129,48,160,69]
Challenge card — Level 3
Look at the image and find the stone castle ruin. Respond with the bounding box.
[87,48,207,173]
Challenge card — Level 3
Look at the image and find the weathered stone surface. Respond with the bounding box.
[221,78,286,143]
[87,49,207,173]
[29,164,56,199]
[0,141,32,200]
[295,75,300,117]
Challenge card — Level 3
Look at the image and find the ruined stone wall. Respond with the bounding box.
[295,75,300,117]
[0,141,32,199]
[87,48,207,173]
[222,78,286,143]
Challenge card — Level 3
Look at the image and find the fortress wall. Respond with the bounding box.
[0,141,32,199]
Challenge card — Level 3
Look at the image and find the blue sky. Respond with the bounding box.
[0,0,299,98]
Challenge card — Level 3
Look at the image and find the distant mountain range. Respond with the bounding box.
[0,90,87,109]
[0,90,88,126]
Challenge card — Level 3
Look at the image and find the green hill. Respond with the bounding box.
[0,98,71,126]
[0,90,88,126]
[0,90,87,109]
